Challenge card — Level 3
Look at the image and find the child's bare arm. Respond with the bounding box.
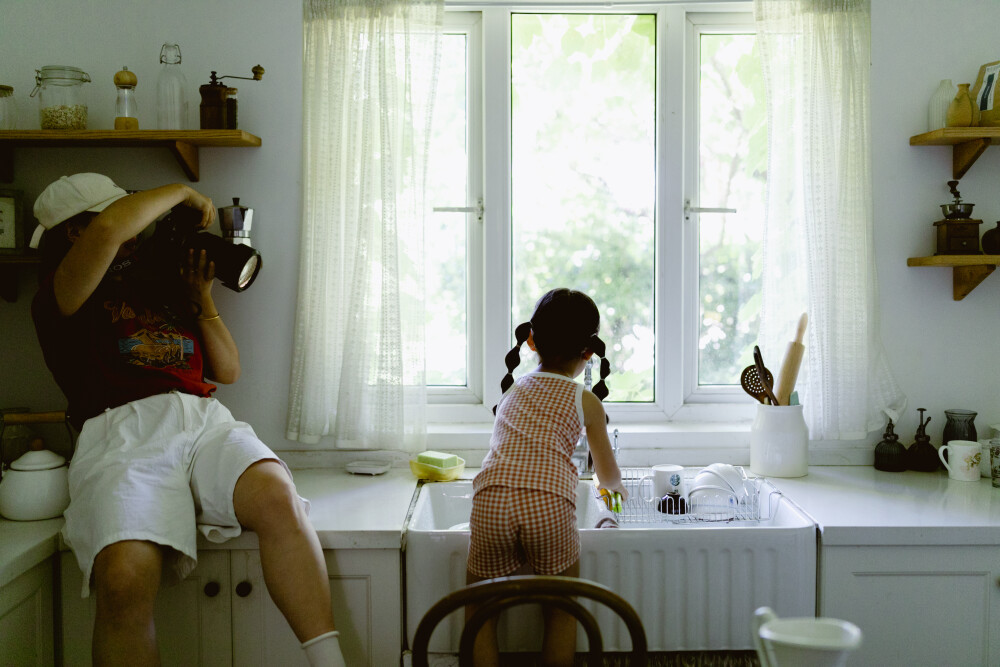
[583,390,628,500]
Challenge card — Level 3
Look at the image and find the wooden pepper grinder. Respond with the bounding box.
[113,66,139,130]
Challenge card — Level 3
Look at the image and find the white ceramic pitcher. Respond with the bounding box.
[753,607,862,667]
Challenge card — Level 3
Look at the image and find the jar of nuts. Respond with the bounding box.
[31,65,91,130]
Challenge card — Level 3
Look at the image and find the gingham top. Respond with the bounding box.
[473,371,584,504]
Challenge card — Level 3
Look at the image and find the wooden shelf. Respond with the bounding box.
[909,128,1000,179]
[907,254,1000,300]
[0,130,262,182]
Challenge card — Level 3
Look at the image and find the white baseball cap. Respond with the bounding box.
[30,173,128,249]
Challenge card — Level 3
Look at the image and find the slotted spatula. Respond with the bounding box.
[740,364,775,404]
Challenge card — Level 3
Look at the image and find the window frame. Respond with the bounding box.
[429,3,757,427]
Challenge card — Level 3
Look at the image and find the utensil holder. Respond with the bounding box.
[750,404,808,478]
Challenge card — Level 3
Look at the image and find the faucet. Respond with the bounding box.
[572,361,620,477]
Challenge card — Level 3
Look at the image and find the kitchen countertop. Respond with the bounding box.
[4,465,1000,592]
[0,468,419,588]
[770,466,1000,546]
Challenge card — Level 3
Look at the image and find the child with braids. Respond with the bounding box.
[466,288,628,667]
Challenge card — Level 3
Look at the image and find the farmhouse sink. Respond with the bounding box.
[404,472,817,653]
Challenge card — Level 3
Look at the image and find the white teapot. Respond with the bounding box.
[0,438,70,521]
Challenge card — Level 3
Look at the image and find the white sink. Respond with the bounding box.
[405,473,817,653]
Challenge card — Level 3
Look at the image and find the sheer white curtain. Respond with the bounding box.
[754,0,905,440]
[287,0,442,449]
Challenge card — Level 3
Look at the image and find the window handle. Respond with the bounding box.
[684,199,736,220]
[433,197,484,222]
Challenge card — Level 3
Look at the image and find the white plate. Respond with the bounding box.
[346,460,391,475]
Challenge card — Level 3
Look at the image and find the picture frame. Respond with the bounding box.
[0,189,25,255]
[971,60,1000,127]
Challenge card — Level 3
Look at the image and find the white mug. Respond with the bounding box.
[639,464,684,502]
[938,440,982,482]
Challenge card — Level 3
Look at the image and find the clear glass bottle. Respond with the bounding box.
[157,43,188,130]
[0,86,15,130]
[31,65,91,129]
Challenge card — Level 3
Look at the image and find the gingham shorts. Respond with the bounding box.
[467,485,580,578]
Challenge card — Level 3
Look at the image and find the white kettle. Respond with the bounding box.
[0,438,70,521]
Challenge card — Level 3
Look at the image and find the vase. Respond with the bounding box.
[942,409,977,463]
[946,83,974,127]
[928,79,956,131]
[982,221,1000,254]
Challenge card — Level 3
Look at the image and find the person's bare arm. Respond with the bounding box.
[53,184,215,316]
[583,390,628,501]
[183,248,241,383]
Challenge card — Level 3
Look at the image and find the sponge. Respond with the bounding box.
[417,450,459,468]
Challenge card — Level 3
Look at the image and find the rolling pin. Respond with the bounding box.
[774,313,807,406]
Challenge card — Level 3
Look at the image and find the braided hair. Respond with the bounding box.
[494,288,611,414]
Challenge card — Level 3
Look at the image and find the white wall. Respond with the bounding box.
[1,0,998,459]
[871,0,1000,441]
[0,0,305,450]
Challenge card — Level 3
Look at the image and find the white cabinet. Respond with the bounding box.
[820,544,1000,666]
[60,547,401,666]
[0,558,55,667]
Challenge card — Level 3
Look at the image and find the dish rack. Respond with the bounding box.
[611,466,781,524]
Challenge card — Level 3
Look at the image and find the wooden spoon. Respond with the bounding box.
[740,364,775,404]
[753,345,780,405]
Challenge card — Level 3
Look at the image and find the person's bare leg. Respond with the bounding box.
[233,460,335,642]
[541,560,579,667]
[91,540,164,666]
[465,571,500,667]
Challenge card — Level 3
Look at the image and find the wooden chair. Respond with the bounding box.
[411,575,648,667]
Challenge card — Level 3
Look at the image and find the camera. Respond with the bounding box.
[147,205,262,292]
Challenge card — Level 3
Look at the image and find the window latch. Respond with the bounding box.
[433,197,484,222]
[684,199,736,221]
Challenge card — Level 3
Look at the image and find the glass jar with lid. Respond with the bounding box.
[31,65,91,129]
[0,86,15,130]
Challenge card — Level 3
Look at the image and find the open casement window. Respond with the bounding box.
[425,4,764,425]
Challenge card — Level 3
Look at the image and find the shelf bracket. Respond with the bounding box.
[168,141,199,182]
[953,264,995,300]
[952,138,992,179]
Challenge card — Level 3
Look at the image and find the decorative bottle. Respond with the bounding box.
[946,83,974,127]
[907,408,940,471]
[157,43,188,130]
[928,79,955,131]
[874,418,907,472]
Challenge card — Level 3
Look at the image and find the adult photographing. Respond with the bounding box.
[29,173,344,666]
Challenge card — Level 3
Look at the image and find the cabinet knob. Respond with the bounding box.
[203,581,221,598]
[235,580,253,597]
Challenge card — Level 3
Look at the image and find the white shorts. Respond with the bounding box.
[62,392,307,597]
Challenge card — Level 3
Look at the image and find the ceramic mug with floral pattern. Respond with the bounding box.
[938,440,982,482]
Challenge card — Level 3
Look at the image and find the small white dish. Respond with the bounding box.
[346,460,391,475]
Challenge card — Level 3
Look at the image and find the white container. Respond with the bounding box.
[928,79,956,132]
[750,404,809,478]
[754,606,862,667]
[0,444,69,521]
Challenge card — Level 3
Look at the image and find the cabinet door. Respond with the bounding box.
[60,550,232,666]
[231,548,402,667]
[0,559,55,667]
[821,544,1000,666]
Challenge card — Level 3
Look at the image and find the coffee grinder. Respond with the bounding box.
[199,65,264,130]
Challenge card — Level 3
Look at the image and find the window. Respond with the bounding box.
[425,6,764,423]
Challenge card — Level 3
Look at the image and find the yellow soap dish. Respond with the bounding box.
[409,457,466,482]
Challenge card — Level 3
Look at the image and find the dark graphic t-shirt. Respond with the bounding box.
[32,275,217,429]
